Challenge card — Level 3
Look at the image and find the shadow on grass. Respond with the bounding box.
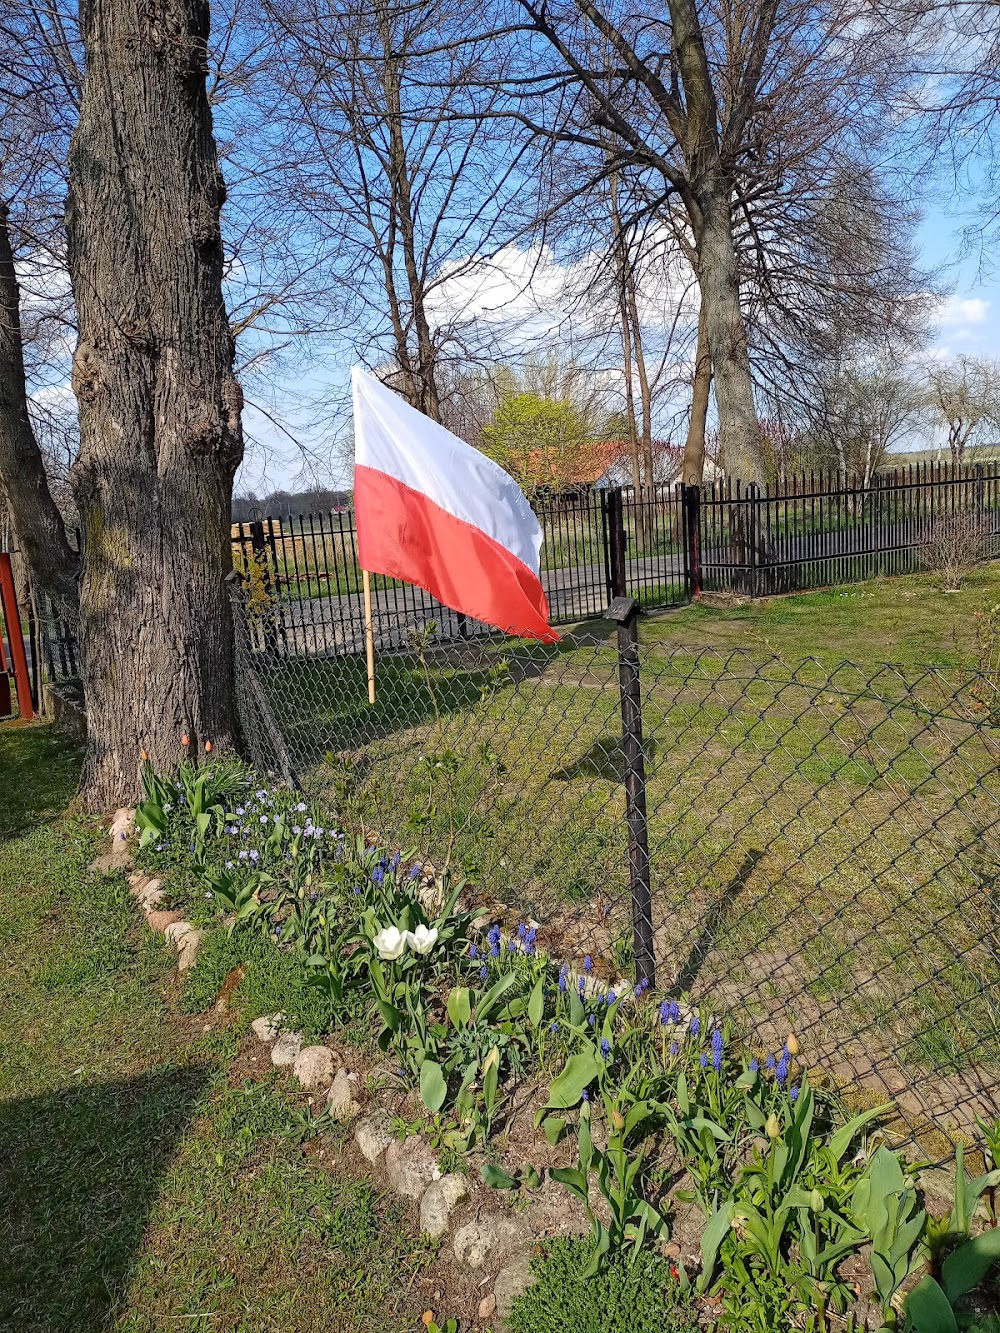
[0,722,83,841]
[0,1064,209,1331]
[668,848,764,995]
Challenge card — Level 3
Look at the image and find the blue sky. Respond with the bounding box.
[236,198,1000,495]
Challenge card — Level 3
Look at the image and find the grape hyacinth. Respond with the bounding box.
[600,1037,612,1060]
[775,1054,790,1086]
[711,1028,724,1072]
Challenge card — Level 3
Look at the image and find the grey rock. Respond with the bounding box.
[477,1292,497,1321]
[326,1068,361,1121]
[293,1045,335,1090]
[250,1013,286,1042]
[419,1173,471,1238]
[163,920,203,971]
[452,1217,526,1269]
[384,1137,441,1199]
[493,1250,536,1319]
[354,1109,395,1163]
[271,1031,304,1067]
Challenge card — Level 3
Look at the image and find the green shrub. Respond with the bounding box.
[182,926,338,1038]
[505,1236,698,1333]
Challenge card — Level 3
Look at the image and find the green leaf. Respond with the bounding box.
[419,1059,447,1114]
[904,1276,959,1333]
[474,969,519,1022]
[547,1048,600,1109]
[941,1227,1000,1303]
[581,1221,611,1279]
[550,1166,589,1202]
[543,1116,567,1146]
[698,1202,732,1292]
[480,1163,519,1190]
[527,977,545,1028]
[828,1102,891,1162]
[447,986,472,1029]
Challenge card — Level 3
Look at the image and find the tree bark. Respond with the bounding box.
[682,300,712,485]
[66,0,243,810]
[0,199,79,615]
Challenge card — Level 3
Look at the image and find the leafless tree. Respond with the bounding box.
[923,355,1000,466]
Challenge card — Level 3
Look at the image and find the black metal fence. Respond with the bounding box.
[229,580,1000,1158]
[232,462,1000,659]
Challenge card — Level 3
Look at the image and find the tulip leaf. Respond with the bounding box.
[419,1058,447,1114]
[447,986,472,1029]
[904,1277,959,1333]
[547,1048,600,1108]
[941,1228,1000,1303]
[481,1163,519,1190]
[527,977,545,1028]
[543,1115,567,1146]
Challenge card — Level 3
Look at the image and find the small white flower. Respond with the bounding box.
[373,925,408,960]
[405,924,439,955]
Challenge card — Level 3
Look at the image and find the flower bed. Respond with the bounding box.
[131,759,1000,1331]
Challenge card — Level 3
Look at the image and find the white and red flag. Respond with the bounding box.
[352,366,558,642]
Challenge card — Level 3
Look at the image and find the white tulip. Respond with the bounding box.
[372,925,408,960]
[405,924,439,955]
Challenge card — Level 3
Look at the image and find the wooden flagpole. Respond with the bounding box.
[362,567,376,705]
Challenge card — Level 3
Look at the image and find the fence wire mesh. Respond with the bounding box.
[229,585,1000,1159]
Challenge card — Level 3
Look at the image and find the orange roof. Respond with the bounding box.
[513,439,680,486]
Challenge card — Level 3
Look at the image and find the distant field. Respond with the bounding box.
[880,444,1000,469]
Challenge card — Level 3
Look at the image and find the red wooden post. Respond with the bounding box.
[0,553,34,720]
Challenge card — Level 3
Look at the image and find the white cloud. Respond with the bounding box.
[937,295,990,325]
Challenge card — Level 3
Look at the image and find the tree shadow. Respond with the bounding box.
[0,1064,210,1331]
[667,848,765,995]
[551,733,657,782]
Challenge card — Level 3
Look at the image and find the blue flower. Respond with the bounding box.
[558,964,569,993]
[588,1014,596,1027]
[390,851,401,870]
[249,850,259,862]
[690,1016,701,1037]
[550,1022,559,1033]
[670,1041,679,1056]
[410,863,421,879]
[372,866,385,884]
[225,860,234,869]
[749,1058,759,1073]
[581,1089,589,1102]
[766,1054,776,1071]
[352,885,361,895]
[607,990,617,1005]
[525,928,537,954]
[600,1037,611,1060]
[292,826,301,835]
[469,944,479,960]
[517,922,527,940]
[776,1055,790,1086]
[700,1052,709,1068]
[260,815,269,824]
[578,977,586,995]
[635,978,650,996]
[295,801,307,812]
[790,1086,800,1102]
[508,938,518,953]
[235,807,245,816]
[583,955,593,974]
[712,1029,724,1072]
[659,1000,672,1026]
[488,924,501,958]
[479,966,488,980]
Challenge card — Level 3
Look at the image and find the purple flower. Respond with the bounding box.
[790,1086,800,1102]
[249,850,259,862]
[390,851,401,870]
[690,1016,701,1037]
[712,1029,724,1072]
[409,863,421,879]
[260,815,269,824]
[578,977,586,995]
[239,850,248,860]
[607,990,617,1005]
[776,1055,790,1086]
[517,922,527,940]
[508,938,518,953]
[550,1022,559,1033]
[766,1054,776,1071]
[659,1000,672,1026]
[558,964,569,993]
[225,860,234,869]
[479,965,488,980]
[581,1089,589,1102]
[670,1041,679,1055]
[372,866,385,884]
[469,944,479,960]
[235,807,245,816]
[525,928,537,954]
[352,885,361,895]
[588,1014,596,1027]
[700,1052,709,1068]
[583,955,593,974]
[292,826,302,835]
[600,1038,611,1060]
[635,978,650,995]
[749,1058,759,1073]
[488,924,501,958]
[295,802,307,812]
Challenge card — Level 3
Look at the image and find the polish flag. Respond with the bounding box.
[352,366,557,642]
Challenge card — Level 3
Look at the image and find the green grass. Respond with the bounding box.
[0,723,429,1332]
[264,566,1000,1141]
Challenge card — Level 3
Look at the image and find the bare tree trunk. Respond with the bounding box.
[67,0,243,810]
[682,300,711,485]
[0,199,78,614]
[609,169,645,548]
[695,189,763,485]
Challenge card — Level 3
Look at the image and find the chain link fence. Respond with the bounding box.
[229,580,1000,1158]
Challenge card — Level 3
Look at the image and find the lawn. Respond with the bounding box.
[0,723,431,1333]
[251,567,1000,1154]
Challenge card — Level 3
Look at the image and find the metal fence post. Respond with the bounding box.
[607,593,655,987]
[607,487,628,599]
[683,484,702,600]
